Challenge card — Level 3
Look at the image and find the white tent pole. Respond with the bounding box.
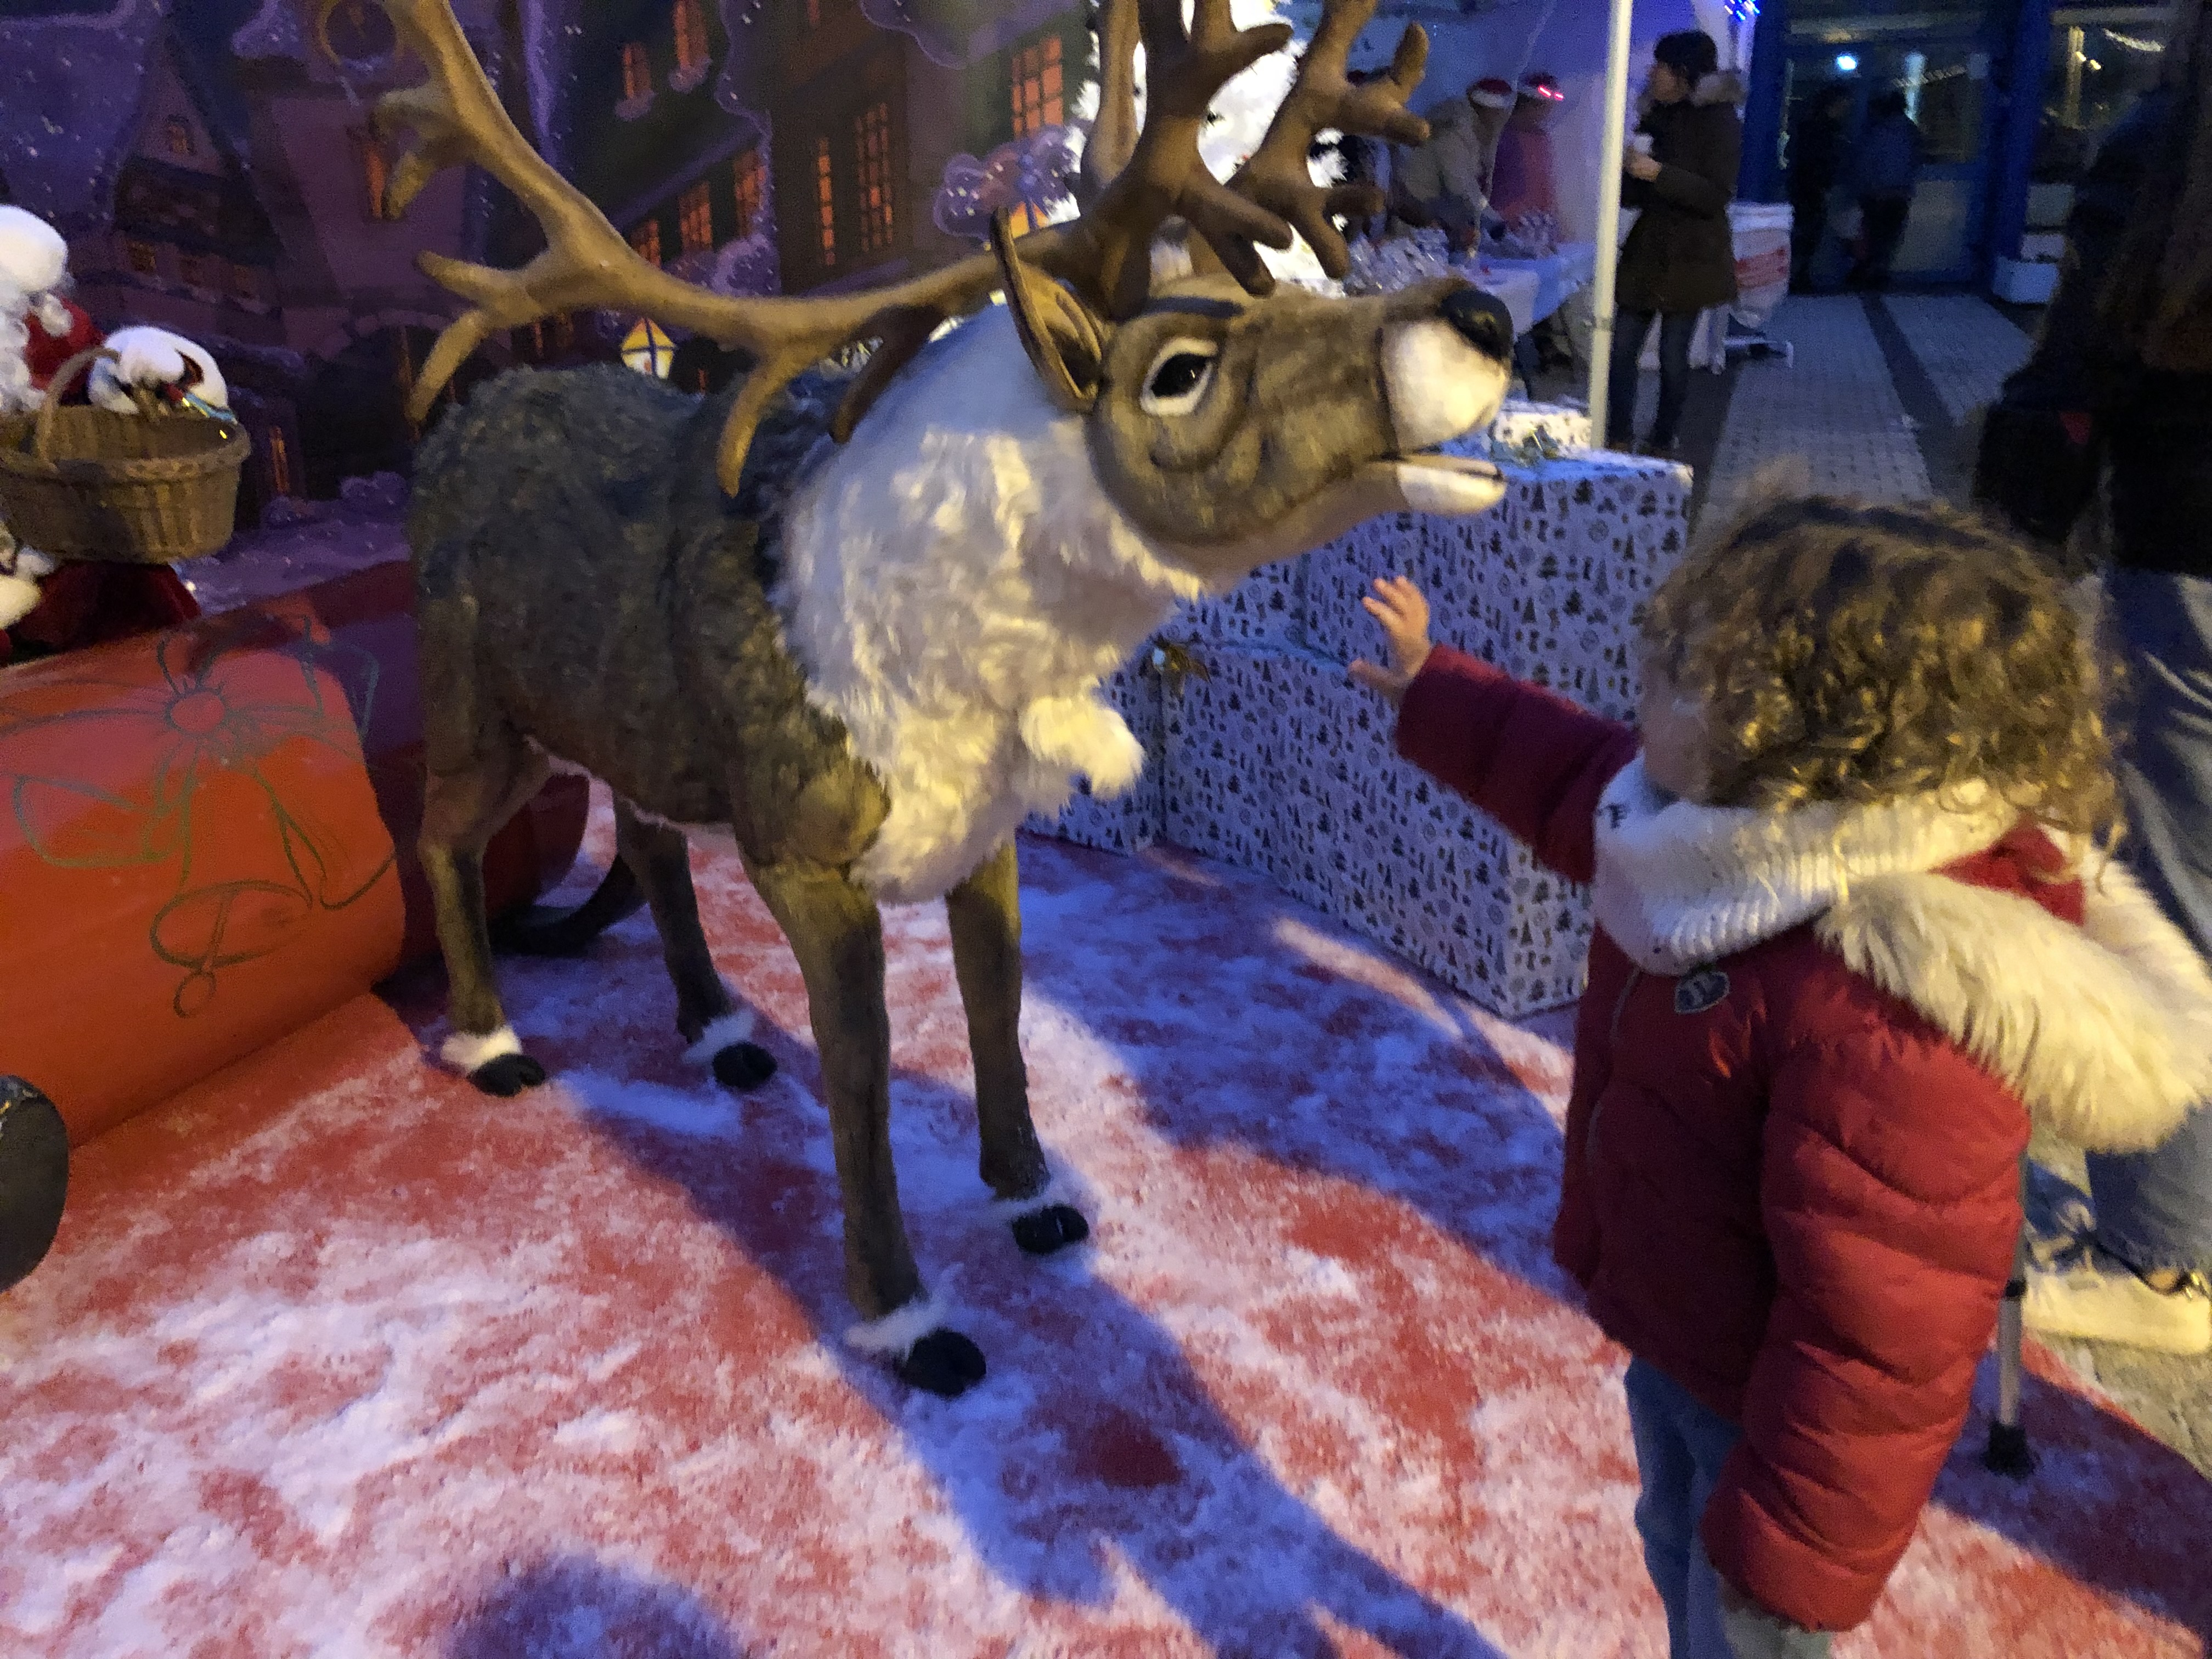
[1585,0,1638,445]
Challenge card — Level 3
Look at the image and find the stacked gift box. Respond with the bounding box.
[1027,405,1690,1018]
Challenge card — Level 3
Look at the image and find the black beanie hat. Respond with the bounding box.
[1654,30,1719,83]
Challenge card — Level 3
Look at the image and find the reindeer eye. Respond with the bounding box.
[1139,340,1219,415]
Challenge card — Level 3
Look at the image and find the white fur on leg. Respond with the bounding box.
[986,1175,1074,1222]
[441,1025,522,1073]
[683,1009,759,1064]
[843,1285,954,1360]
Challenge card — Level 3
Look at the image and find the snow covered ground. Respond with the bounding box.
[4,793,2207,1656]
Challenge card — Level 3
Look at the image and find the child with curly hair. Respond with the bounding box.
[1352,497,2212,1657]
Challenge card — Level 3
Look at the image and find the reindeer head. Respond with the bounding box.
[330,0,1511,585]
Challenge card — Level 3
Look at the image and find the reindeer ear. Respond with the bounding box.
[990,210,1105,414]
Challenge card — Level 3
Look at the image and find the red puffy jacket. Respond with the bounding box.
[3,298,201,667]
[1396,646,2212,1632]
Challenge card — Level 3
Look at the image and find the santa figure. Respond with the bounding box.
[2,204,228,666]
[1489,71,1565,225]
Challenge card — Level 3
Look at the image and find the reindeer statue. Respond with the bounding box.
[338,0,1515,1395]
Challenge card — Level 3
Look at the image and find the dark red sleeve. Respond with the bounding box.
[8,563,200,657]
[1392,644,1640,884]
[23,300,104,398]
[1700,980,2028,1632]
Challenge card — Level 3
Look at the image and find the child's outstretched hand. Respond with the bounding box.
[1350,575,1434,705]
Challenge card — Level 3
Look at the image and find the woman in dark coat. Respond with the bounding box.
[1607,30,1742,456]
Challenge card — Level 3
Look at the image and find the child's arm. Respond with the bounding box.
[1353,577,1639,884]
[1697,1019,2028,1633]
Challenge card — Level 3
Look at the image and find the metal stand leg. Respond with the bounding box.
[1984,1157,2036,1479]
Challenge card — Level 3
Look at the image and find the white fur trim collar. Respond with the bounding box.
[1588,756,2212,1151]
[1590,754,2017,975]
[1819,861,2212,1154]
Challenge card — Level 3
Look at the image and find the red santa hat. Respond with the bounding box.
[1469,77,1516,110]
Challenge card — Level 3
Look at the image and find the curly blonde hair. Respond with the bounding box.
[1640,496,2121,847]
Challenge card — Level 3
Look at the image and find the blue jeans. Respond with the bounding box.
[1624,1359,1834,1659]
[2090,567,2212,1272]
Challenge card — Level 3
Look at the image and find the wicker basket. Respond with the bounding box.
[0,347,251,564]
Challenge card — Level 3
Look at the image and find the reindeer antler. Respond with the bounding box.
[1076,0,1140,211]
[1214,0,1430,286]
[332,0,1427,487]
[1050,0,1302,318]
[325,0,1013,492]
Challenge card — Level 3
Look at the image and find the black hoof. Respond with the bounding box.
[711,1041,777,1090]
[470,1052,548,1097]
[0,1078,69,1294]
[1983,1422,2036,1480]
[895,1328,988,1397]
[1011,1203,1090,1256]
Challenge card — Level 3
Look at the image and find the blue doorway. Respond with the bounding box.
[1782,11,2004,286]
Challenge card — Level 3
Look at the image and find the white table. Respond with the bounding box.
[1465,242,1598,328]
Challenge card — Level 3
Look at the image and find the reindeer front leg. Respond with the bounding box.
[946,842,1089,1255]
[743,854,988,1398]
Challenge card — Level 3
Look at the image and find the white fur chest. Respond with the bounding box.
[772,310,1213,905]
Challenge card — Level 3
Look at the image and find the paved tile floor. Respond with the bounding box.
[1881,293,2039,424]
[1702,296,1933,519]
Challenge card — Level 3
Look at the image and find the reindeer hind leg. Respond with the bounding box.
[420,730,555,1097]
[613,800,776,1090]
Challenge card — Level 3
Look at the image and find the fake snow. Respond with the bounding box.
[3,789,2207,1656]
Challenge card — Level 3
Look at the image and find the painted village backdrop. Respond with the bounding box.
[0,0,1118,526]
[0,0,1696,537]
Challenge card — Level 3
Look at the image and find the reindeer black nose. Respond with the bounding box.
[1441,286,1515,364]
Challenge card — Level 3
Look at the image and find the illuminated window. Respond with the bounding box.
[166,116,195,157]
[231,262,259,303]
[178,252,212,290]
[1010,35,1064,137]
[268,427,292,498]
[733,148,765,238]
[631,217,663,267]
[679,179,714,253]
[622,42,652,102]
[360,133,390,220]
[855,101,894,258]
[674,0,709,75]
[553,312,575,352]
[126,239,159,277]
[815,136,836,267]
